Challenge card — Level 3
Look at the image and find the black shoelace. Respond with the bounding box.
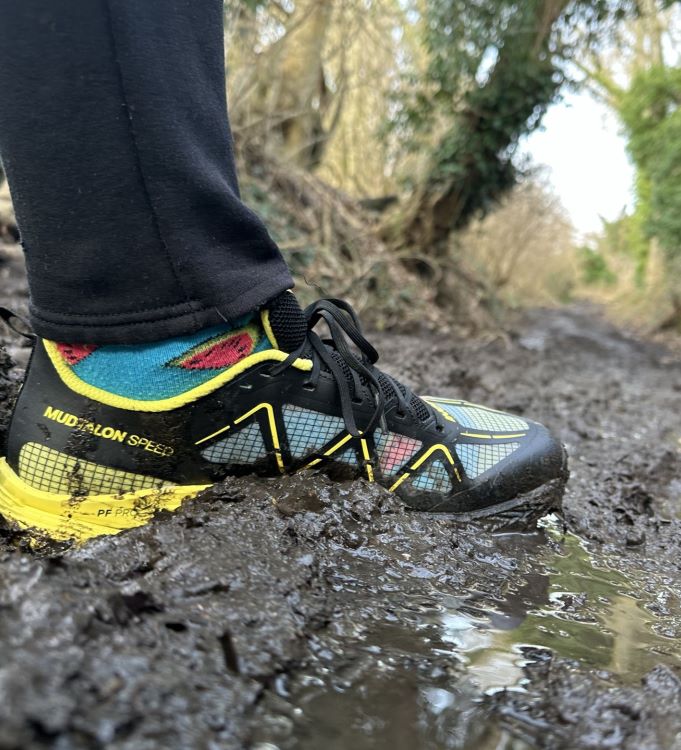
[268,299,443,438]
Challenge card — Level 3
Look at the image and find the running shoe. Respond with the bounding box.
[0,294,567,541]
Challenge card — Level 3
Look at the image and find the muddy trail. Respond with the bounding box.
[1,243,681,750]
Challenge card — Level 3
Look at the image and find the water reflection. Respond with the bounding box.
[439,518,681,692]
[513,518,681,680]
[268,517,681,749]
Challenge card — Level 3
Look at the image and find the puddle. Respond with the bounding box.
[509,517,681,679]
[388,515,681,695]
[449,517,681,690]
[271,516,681,749]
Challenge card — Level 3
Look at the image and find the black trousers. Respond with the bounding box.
[0,0,293,344]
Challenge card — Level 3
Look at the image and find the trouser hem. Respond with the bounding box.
[29,271,294,345]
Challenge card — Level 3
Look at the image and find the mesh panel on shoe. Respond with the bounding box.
[283,405,345,458]
[377,370,401,399]
[411,459,452,494]
[456,442,520,479]
[409,394,431,422]
[266,292,307,352]
[335,447,358,466]
[430,401,528,432]
[377,371,431,423]
[332,361,431,424]
[18,442,163,495]
[201,421,267,464]
[330,350,354,385]
[374,430,422,476]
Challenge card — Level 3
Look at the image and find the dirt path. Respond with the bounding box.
[1,244,681,750]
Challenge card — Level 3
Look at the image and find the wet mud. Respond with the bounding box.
[1,243,681,749]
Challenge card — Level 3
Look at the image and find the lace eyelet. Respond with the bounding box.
[352,398,364,406]
[435,424,444,433]
[303,382,316,391]
[395,411,406,419]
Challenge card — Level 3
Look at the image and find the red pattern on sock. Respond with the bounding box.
[57,342,98,366]
[174,332,256,370]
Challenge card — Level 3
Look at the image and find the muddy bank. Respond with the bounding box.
[1,243,681,749]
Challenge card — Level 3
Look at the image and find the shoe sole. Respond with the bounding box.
[0,458,209,542]
[0,452,567,542]
[439,475,567,531]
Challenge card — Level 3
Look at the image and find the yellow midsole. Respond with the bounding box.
[0,458,210,542]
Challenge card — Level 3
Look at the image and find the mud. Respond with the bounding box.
[1,242,681,750]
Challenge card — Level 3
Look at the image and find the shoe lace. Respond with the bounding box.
[268,298,443,438]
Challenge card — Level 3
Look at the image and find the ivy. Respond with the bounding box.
[619,65,681,262]
[390,0,638,235]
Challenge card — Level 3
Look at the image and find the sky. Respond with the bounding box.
[522,91,635,238]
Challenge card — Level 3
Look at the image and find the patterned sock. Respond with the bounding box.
[52,313,272,401]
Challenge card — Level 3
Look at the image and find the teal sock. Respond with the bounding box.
[51,313,272,401]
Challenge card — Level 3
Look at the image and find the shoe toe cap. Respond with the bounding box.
[446,420,567,513]
[401,399,568,513]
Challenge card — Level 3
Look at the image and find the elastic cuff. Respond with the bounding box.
[29,272,294,345]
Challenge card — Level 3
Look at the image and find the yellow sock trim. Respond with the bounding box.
[44,340,312,413]
[261,309,279,348]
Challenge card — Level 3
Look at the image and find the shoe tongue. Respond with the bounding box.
[265,292,307,352]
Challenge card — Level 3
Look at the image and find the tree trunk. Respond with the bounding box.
[389,0,570,259]
[275,0,334,168]
[228,0,336,170]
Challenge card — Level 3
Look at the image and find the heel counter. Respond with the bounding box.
[5,339,41,471]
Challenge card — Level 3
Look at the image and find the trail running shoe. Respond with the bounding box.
[0,294,567,541]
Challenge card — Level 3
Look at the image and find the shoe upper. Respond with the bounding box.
[4,294,566,513]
